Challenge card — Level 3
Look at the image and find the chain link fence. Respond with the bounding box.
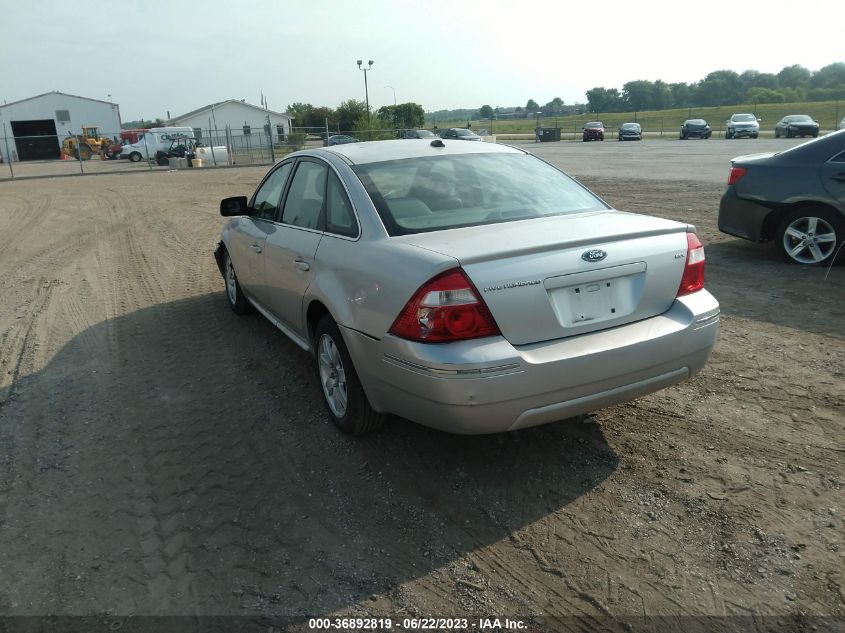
[0,124,457,180]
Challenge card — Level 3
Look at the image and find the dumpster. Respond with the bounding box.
[540,128,561,142]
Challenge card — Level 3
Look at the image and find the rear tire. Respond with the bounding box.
[314,316,385,435]
[777,207,844,267]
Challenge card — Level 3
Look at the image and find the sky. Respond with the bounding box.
[1,0,842,121]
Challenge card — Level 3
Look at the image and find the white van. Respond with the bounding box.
[120,127,196,162]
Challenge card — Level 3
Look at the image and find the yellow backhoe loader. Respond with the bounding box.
[62,126,110,161]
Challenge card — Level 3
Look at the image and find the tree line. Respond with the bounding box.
[286,100,425,132]
[585,63,845,113]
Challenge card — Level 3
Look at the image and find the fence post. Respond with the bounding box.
[77,134,85,174]
[2,123,14,178]
[267,115,275,164]
[208,124,218,167]
[143,131,152,170]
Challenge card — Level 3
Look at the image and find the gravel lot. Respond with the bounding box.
[0,142,843,628]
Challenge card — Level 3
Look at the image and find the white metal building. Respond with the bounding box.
[0,91,121,161]
[167,99,292,144]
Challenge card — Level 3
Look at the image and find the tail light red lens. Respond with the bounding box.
[727,166,747,185]
[677,232,706,297]
[389,269,501,343]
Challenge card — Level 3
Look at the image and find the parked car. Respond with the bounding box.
[618,122,642,141]
[402,129,437,139]
[725,113,760,139]
[680,119,711,140]
[327,135,359,146]
[582,122,605,141]
[774,115,819,138]
[214,140,719,435]
[718,129,845,266]
[439,128,482,141]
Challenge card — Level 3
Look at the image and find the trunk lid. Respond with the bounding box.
[395,211,692,345]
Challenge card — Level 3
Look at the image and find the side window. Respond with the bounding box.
[830,151,845,163]
[326,171,358,237]
[281,161,327,230]
[251,162,292,221]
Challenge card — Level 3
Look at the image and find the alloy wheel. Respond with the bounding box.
[782,216,837,264]
[318,334,348,417]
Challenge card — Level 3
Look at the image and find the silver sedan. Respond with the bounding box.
[214,140,719,434]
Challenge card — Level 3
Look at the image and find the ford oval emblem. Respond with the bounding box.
[581,249,607,263]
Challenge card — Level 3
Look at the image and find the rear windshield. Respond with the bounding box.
[352,154,606,236]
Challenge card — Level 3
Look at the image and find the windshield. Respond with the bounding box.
[621,123,639,129]
[455,129,474,136]
[353,154,606,236]
[585,122,603,128]
[785,115,812,122]
[732,114,756,122]
[416,130,435,137]
[686,119,706,125]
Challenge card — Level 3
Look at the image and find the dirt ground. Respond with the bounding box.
[0,166,843,629]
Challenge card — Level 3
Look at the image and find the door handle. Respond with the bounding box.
[294,259,310,271]
[831,173,845,182]
[251,243,262,253]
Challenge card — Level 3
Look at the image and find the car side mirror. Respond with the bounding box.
[220,196,249,216]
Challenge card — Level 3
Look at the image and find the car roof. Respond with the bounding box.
[316,139,525,165]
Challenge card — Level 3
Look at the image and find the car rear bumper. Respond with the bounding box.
[343,291,719,434]
[718,187,773,241]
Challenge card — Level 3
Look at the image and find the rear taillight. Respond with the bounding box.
[677,232,705,297]
[727,166,747,185]
[389,268,500,343]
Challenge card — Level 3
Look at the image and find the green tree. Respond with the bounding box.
[376,103,425,129]
[810,62,845,90]
[777,65,812,90]
[336,99,368,133]
[622,80,655,111]
[669,82,693,108]
[585,87,622,113]
[696,70,743,106]
[746,87,785,104]
[478,104,494,119]
[525,99,539,111]
[286,102,314,126]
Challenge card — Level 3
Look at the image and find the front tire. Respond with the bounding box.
[777,207,844,266]
[223,249,252,314]
[129,152,142,162]
[314,316,384,435]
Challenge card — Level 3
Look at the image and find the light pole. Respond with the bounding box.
[357,59,373,135]
[385,85,396,106]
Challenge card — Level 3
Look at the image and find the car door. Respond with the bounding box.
[260,158,328,337]
[821,150,845,207]
[227,161,293,298]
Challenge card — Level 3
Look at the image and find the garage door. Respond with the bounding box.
[11,119,60,161]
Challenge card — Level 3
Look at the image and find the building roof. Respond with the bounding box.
[167,99,291,124]
[0,90,117,109]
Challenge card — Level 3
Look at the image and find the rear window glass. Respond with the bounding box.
[353,154,606,236]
